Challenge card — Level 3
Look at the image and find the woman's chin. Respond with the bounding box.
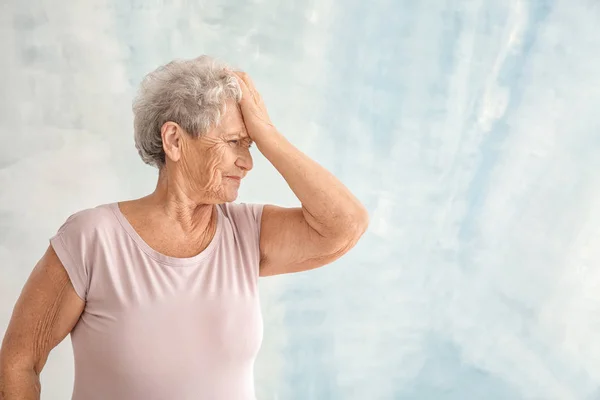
[223,188,239,203]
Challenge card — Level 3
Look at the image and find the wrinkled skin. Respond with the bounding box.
[0,69,369,400]
[161,98,254,204]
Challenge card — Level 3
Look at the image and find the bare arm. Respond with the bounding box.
[256,130,369,276]
[259,205,366,276]
[234,72,369,276]
[0,245,85,400]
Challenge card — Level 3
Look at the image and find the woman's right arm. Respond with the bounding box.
[0,245,85,400]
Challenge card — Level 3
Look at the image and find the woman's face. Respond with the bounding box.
[167,99,254,204]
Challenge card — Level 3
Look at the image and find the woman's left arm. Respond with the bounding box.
[235,72,369,277]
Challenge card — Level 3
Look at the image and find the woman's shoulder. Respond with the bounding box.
[218,202,264,260]
[56,202,119,235]
[219,202,264,226]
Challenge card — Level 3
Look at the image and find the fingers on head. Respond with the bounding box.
[233,71,260,103]
[233,71,249,90]
[237,71,257,90]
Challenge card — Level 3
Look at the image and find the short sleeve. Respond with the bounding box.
[49,213,91,301]
[221,202,265,268]
[245,203,265,239]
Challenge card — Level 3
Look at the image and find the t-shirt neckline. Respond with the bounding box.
[108,202,222,267]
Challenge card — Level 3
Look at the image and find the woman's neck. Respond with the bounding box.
[141,167,216,235]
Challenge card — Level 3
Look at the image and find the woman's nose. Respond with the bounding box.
[235,149,253,171]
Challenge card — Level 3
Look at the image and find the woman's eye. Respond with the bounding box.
[228,138,252,148]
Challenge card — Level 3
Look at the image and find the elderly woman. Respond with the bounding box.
[0,56,368,400]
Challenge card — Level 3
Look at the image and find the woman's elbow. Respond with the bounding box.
[333,206,369,246]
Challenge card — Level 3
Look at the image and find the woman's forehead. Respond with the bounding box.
[210,123,248,139]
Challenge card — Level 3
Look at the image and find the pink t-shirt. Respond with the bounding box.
[49,202,264,400]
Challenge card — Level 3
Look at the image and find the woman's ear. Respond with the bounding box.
[161,122,183,163]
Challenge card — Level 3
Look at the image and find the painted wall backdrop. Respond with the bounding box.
[1,0,600,399]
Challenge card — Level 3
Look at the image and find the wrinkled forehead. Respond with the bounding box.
[205,99,248,139]
[221,100,247,130]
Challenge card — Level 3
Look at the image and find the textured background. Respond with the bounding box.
[2,0,600,399]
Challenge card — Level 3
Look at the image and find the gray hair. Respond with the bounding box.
[132,55,242,168]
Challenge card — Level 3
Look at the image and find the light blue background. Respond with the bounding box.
[1,0,600,399]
